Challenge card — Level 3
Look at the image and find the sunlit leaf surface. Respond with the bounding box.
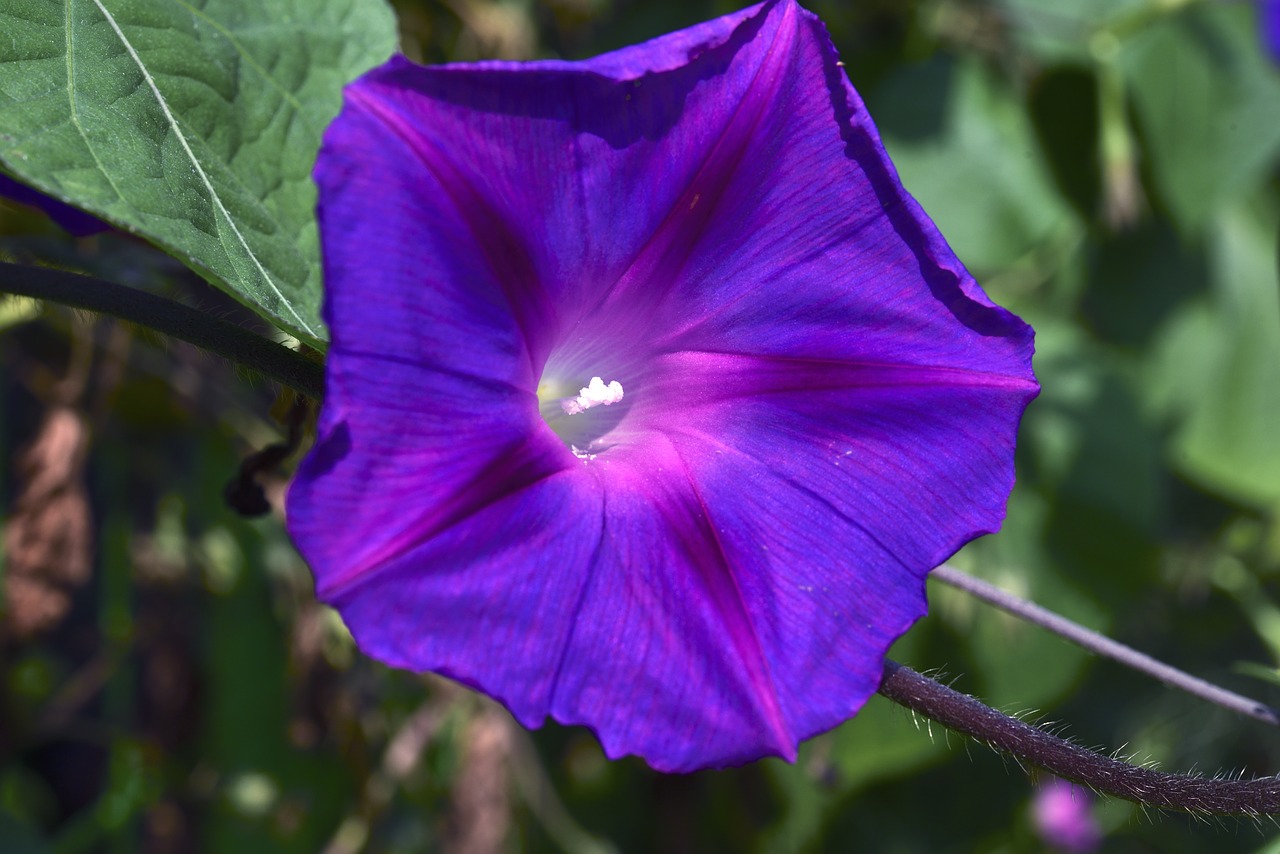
[0,0,396,344]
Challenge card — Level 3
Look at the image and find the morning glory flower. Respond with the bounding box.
[287,0,1038,772]
[1031,778,1102,853]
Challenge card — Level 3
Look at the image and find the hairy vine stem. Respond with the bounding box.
[878,660,1280,815]
[0,261,324,399]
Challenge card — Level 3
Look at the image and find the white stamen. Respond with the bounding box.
[561,376,624,415]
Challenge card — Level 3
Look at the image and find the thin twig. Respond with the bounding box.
[0,261,324,399]
[321,689,458,854]
[931,564,1280,728]
[507,717,619,854]
[877,660,1280,816]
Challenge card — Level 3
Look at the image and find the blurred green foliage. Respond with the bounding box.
[2,0,1280,851]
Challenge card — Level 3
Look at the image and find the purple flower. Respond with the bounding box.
[1032,778,1103,853]
[0,173,107,237]
[287,0,1037,772]
[1264,0,1280,63]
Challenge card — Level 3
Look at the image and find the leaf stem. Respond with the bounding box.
[0,261,324,399]
[931,564,1280,728]
[877,659,1280,816]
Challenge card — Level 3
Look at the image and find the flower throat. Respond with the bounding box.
[537,375,626,457]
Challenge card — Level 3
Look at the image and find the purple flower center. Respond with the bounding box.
[537,371,628,455]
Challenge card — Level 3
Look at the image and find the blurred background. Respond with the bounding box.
[2,0,1279,851]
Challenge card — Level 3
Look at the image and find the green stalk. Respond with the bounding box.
[0,262,324,399]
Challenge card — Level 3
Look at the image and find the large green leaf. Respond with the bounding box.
[0,0,397,345]
[869,55,1077,274]
[1154,200,1280,507]
[999,0,1145,63]
[1122,2,1280,233]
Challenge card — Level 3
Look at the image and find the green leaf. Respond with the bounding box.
[0,0,397,345]
[998,0,1145,63]
[0,294,40,330]
[1154,200,1280,507]
[943,490,1106,709]
[1023,316,1166,536]
[869,55,1077,273]
[1122,2,1280,233]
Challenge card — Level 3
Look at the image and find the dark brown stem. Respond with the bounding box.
[878,659,1280,816]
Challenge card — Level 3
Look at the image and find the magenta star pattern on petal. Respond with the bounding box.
[287,0,1038,772]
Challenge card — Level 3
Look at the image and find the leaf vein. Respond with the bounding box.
[65,0,129,206]
[169,0,320,133]
[86,0,316,337]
